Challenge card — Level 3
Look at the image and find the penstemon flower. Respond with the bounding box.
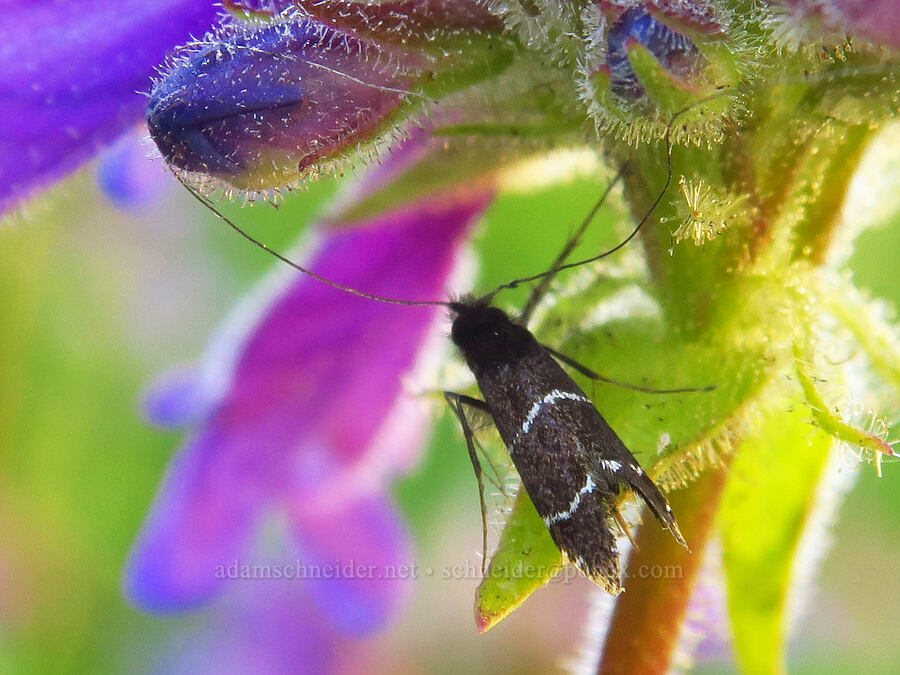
[0,0,222,214]
[5,0,899,672]
[127,154,488,617]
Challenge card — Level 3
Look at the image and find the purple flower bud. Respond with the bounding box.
[582,1,752,144]
[148,17,423,191]
[605,5,704,101]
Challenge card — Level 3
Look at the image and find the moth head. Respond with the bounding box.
[448,299,533,366]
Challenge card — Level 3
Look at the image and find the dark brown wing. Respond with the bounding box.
[473,343,684,591]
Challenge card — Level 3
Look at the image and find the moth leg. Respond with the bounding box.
[613,510,639,551]
[440,394,507,495]
[543,345,715,394]
[441,393,507,496]
[477,437,510,497]
[444,391,493,574]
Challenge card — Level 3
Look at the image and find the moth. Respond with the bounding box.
[446,295,688,593]
[178,132,699,594]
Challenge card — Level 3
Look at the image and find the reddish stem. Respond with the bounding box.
[597,465,729,674]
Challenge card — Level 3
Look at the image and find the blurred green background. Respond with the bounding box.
[0,132,897,673]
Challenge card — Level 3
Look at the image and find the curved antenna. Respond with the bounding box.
[176,175,450,308]
[485,93,730,299]
[177,92,734,311]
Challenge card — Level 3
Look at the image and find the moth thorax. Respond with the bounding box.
[449,301,535,367]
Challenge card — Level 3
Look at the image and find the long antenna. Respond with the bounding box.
[516,163,629,323]
[176,174,450,308]
[487,93,729,298]
[177,93,729,310]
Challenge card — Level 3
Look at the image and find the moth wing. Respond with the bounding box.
[587,418,687,548]
[512,409,625,593]
[545,478,624,594]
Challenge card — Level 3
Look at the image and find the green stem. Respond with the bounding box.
[790,124,872,263]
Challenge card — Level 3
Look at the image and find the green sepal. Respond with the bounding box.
[473,490,563,633]
[796,359,894,459]
[626,42,697,115]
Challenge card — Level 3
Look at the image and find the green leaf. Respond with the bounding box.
[554,310,771,490]
[719,395,835,674]
[473,490,563,633]
[796,360,894,460]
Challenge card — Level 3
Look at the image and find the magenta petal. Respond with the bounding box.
[129,186,491,613]
[0,0,221,214]
[125,428,265,611]
[289,493,413,637]
[211,190,489,502]
[776,0,900,47]
[824,0,900,47]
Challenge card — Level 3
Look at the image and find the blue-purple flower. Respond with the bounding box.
[96,130,174,210]
[153,574,341,674]
[604,5,706,101]
[0,0,222,215]
[3,0,495,664]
